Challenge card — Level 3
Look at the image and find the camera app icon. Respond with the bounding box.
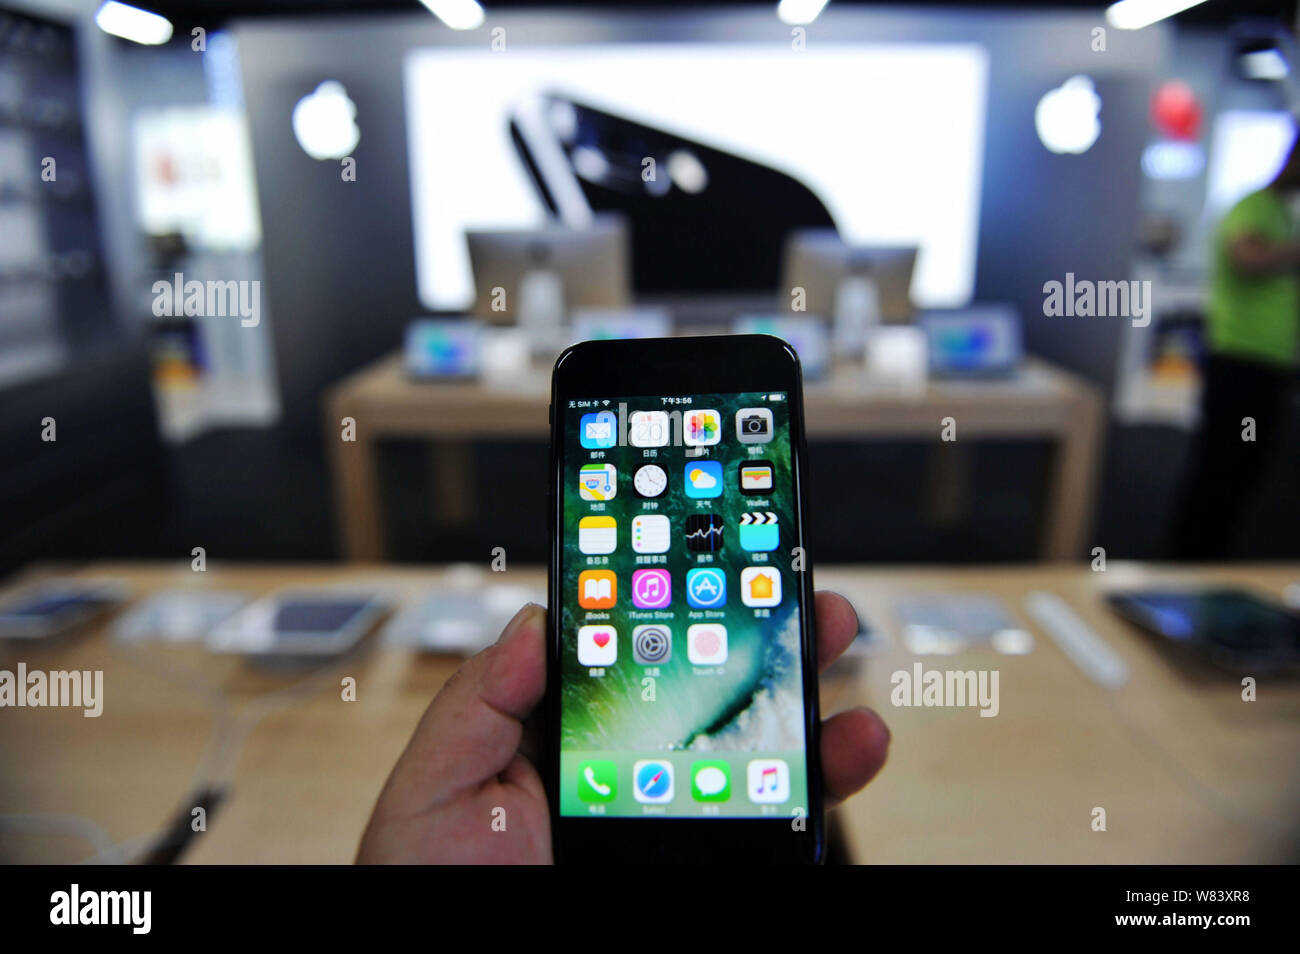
[735,407,774,444]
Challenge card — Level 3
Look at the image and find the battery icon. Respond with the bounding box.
[769,393,785,402]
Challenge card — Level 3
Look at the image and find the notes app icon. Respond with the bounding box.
[578,570,617,609]
[578,516,617,554]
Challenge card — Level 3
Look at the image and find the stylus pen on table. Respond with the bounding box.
[139,786,227,865]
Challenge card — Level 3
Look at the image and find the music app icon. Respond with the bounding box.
[631,569,671,609]
[747,759,790,804]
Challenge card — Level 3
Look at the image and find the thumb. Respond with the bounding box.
[376,603,547,817]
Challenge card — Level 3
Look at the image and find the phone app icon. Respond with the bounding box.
[631,568,671,609]
[684,513,724,553]
[577,625,617,666]
[740,567,782,607]
[629,410,670,448]
[736,407,774,444]
[687,623,728,665]
[684,460,723,499]
[631,514,670,554]
[685,568,726,609]
[579,411,617,449]
[738,511,780,551]
[578,463,617,501]
[578,569,617,609]
[633,464,668,498]
[683,408,722,447]
[578,516,617,554]
[632,624,672,665]
[691,761,731,802]
[747,759,790,803]
[739,461,775,495]
[578,760,618,803]
[633,760,674,803]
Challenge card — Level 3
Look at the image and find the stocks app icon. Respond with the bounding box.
[685,513,723,553]
[632,624,672,665]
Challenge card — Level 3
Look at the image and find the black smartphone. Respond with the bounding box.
[546,334,824,863]
[1106,588,1300,673]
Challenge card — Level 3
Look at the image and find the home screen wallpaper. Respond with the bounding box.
[558,391,809,819]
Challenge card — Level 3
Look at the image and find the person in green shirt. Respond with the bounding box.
[1170,137,1300,557]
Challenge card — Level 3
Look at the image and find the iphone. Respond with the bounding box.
[547,334,824,862]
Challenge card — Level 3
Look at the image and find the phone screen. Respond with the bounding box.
[557,392,809,820]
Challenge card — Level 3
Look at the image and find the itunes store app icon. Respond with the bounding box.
[631,569,672,609]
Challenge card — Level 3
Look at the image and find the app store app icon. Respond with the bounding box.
[686,568,726,609]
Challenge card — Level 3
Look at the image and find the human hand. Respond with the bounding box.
[356,593,889,863]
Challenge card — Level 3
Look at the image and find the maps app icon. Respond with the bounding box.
[581,411,617,449]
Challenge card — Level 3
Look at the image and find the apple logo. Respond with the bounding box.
[1035,75,1102,155]
[291,81,360,160]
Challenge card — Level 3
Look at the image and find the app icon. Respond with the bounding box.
[736,407,774,444]
[633,464,668,498]
[629,410,670,448]
[747,759,790,803]
[578,760,618,803]
[633,760,674,803]
[739,461,774,495]
[740,567,782,607]
[578,463,617,501]
[631,568,671,609]
[631,514,670,554]
[684,513,724,553]
[738,511,780,552]
[632,624,672,665]
[687,623,728,665]
[578,515,617,554]
[684,460,723,499]
[577,624,617,666]
[683,408,722,447]
[685,568,726,609]
[579,411,617,449]
[691,761,731,802]
[578,569,617,609]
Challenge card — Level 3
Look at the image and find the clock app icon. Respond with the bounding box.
[633,464,668,498]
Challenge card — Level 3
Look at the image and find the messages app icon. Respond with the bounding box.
[691,761,731,803]
[684,460,723,499]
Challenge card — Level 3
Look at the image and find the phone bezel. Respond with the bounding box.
[546,334,825,863]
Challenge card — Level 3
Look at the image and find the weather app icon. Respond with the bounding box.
[684,460,723,499]
[686,568,726,609]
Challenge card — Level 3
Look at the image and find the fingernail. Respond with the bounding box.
[496,602,544,645]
